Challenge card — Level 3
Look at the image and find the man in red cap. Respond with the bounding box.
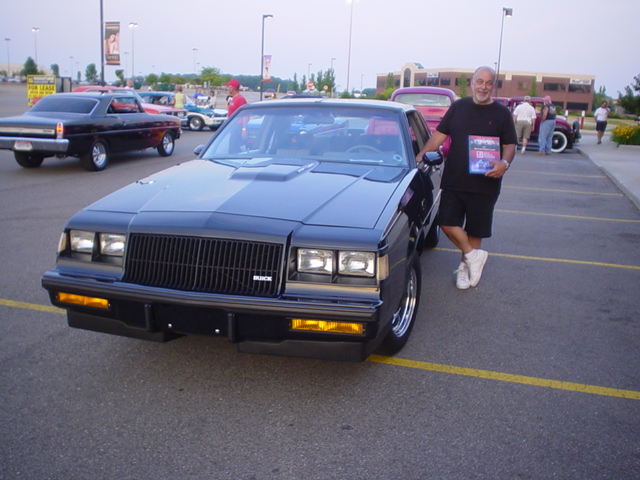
[225,79,247,116]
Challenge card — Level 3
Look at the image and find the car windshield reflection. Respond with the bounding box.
[201,106,409,167]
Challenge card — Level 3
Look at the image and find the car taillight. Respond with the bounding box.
[56,122,64,139]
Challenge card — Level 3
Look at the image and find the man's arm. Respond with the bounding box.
[487,143,516,179]
[416,130,448,163]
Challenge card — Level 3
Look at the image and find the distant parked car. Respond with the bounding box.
[391,86,456,157]
[264,89,277,99]
[138,91,227,131]
[0,92,181,171]
[41,98,444,361]
[74,86,188,126]
[504,96,577,153]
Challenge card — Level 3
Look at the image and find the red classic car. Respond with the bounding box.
[503,96,578,153]
[391,86,456,157]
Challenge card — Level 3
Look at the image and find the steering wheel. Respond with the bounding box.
[346,144,383,153]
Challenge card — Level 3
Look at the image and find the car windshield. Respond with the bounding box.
[394,93,452,107]
[30,96,99,114]
[201,105,409,167]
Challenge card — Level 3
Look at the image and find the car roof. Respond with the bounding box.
[43,92,132,101]
[392,86,456,97]
[248,97,417,114]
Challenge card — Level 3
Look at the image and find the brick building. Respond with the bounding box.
[378,63,596,112]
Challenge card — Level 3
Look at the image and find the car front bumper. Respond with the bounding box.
[42,270,386,362]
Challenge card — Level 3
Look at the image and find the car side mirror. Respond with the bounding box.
[422,151,443,167]
[193,145,205,156]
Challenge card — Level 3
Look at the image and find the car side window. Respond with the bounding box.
[110,97,142,114]
[406,111,429,158]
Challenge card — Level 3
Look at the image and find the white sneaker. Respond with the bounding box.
[466,249,488,287]
[521,146,526,154]
[454,262,470,290]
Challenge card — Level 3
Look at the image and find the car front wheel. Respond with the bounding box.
[188,116,204,131]
[14,152,44,168]
[379,257,421,355]
[157,131,175,156]
[551,131,569,153]
[80,140,108,171]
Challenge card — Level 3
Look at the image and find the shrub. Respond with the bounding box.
[611,125,640,146]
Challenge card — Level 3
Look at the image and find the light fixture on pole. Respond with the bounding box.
[128,22,138,80]
[495,7,512,96]
[31,27,39,67]
[260,14,273,101]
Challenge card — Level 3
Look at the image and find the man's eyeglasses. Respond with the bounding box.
[474,79,494,88]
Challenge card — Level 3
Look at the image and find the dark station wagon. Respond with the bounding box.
[0,92,181,171]
[42,98,443,361]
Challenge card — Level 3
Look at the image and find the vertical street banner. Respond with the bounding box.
[105,22,121,66]
[262,55,272,82]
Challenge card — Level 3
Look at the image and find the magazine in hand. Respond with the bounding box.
[468,135,500,174]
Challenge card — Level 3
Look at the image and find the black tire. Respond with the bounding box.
[551,131,568,153]
[424,215,440,249]
[379,257,421,355]
[80,140,108,171]
[157,131,175,157]
[188,116,204,131]
[14,152,44,168]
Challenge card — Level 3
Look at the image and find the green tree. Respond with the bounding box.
[159,73,172,84]
[457,74,468,98]
[145,73,159,86]
[115,69,125,85]
[617,74,640,115]
[51,64,59,76]
[592,85,609,111]
[200,67,223,86]
[20,57,38,76]
[85,63,98,84]
[385,73,395,90]
[527,77,538,97]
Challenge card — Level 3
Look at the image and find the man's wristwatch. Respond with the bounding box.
[501,159,510,170]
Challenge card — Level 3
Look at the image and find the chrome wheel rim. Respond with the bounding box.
[391,267,417,337]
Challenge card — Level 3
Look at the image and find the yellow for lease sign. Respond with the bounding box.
[27,75,57,106]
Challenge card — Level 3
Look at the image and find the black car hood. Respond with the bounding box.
[86,158,407,228]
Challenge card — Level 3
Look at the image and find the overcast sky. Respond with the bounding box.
[2,0,638,96]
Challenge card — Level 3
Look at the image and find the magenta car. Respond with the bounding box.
[391,86,456,157]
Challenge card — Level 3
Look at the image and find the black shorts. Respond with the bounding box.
[438,189,499,238]
[596,121,607,132]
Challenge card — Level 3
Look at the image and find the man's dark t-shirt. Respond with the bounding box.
[437,97,517,196]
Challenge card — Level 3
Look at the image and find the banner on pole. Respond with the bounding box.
[105,22,121,66]
[262,55,272,82]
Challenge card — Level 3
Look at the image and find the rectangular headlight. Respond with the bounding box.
[339,251,376,277]
[297,249,333,274]
[69,230,95,254]
[99,233,126,257]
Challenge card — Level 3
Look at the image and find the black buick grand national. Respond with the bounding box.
[42,98,442,361]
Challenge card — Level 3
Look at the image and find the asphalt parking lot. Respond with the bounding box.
[1,83,639,479]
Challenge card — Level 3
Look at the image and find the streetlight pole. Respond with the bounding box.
[4,38,10,78]
[31,28,39,67]
[495,7,513,97]
[192,48,198,75]
[128,22,138,81]
[260,14,273,101]
[346,0,356,94]
[330,57,336,98]
[69,56,74,79]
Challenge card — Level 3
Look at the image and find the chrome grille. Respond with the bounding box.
[123,234,283,297]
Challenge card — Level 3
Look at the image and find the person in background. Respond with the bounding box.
[416,66,517,290]
[225,79,247,116]
[537,95,556,155]
[172,85,186,109]
[512,95,537,154]
[594,100,611,144]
